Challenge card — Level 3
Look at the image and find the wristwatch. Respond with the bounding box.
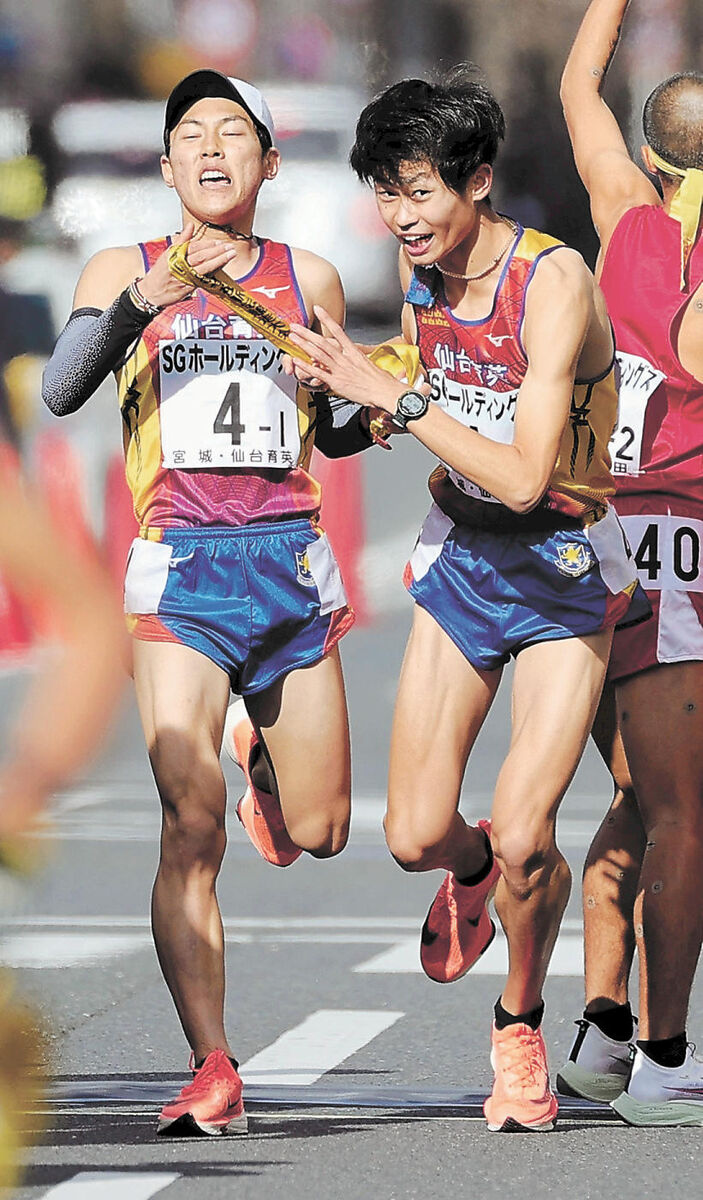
[391,388,430,430]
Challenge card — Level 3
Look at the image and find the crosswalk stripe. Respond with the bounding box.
[238,1009,404,1086]
[0,933,147,968]
[354,932,584,976]
[38,1172,179,1199]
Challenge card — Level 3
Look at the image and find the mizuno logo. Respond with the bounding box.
[252,286,289,299]
[486,334,510,346]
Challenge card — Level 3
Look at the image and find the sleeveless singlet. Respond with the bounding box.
[599,204,703,506]
[405,225,617,524]
[115,236,320,532]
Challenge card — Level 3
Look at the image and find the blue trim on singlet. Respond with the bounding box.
[284,244,310,326]
[404,268,436,307]
[138,235,173,273]
[439,224,523,328]
[234,238,266,283]
[516,243,564,357]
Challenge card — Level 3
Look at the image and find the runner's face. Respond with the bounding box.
[161,96,278,226]
[373,162,485,267]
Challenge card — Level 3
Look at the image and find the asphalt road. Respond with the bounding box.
[4,417,703,1200]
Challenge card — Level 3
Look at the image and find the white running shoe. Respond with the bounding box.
[612,1044,703,1126]
[556,1017,636,1102]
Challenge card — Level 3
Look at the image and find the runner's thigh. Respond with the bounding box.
[245,646,351,827]
[616,660,703,826]
[494,631,612,833]
[133,638,231,802]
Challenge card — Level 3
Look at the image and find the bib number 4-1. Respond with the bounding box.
[159,341,301,470]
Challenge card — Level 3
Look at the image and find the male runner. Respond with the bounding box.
[41,70,376,1137]
[288,70,649,1132]
[557,0,703,1126]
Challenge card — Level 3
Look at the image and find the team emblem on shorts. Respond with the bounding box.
[555,542,594,578]
[295,549,316,587]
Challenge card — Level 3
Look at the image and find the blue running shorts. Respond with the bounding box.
[124,519,353,694]
[404,503,651,672]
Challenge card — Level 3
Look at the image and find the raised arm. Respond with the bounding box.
[561,0,658,254]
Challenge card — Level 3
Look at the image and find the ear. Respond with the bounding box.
[263,148,281,181]
[641,144,657,176]
[469,163,493,202]
[160,154,175,190]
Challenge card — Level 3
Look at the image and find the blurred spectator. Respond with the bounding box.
[0,218,54,448]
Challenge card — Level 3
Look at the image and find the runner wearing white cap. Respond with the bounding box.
[42,68,378,1137]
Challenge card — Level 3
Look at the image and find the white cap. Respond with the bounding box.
[164,70,275,151]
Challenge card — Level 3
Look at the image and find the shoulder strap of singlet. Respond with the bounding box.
[138,236,173,273]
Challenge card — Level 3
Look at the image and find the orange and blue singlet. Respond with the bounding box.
[400,222,649,671]
[118,235,353,692]
[406,224,618,524]
[116,235,320,533]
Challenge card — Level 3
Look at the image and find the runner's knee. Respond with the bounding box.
[491,822,559,897]
[156,760,226,870]
[384,815,445,872]
[285,803,349,858]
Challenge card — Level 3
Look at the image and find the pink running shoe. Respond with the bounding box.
[484,1022,559,1132]
[158,1049,248,1137]
[420,819,500,983]
[224,699,301,868]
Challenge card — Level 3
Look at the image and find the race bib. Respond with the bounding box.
[159,339,301,470]
[609,352,665,478]
[430,368,517,504]
[621,513,703,592]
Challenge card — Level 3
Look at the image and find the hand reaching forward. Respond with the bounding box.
[289,306,424,414]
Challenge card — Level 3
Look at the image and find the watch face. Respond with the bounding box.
[398,390,427,418]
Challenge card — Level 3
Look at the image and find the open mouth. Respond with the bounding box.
[199,169,232,187]
[401,233,434,257]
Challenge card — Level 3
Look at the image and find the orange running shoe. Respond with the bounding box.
[420,819,500,983]
[224,699,301,868]
[484,1022,559,1132]
[157,1049,248,1137]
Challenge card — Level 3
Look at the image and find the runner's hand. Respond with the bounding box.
[138,223,241,309]
[281,353,330,391]
[289,307,430,413]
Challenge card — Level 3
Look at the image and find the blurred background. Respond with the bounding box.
[0,0,701,636]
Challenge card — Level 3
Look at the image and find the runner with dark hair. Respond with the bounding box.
[42,69,378,1138]
[287,67,648,1133]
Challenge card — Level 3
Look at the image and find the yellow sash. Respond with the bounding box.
[648,147,703,290]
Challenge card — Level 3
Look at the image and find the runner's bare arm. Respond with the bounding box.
[288,251,594,513]
[561,0,658,252]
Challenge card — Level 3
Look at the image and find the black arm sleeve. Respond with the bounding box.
[311,391,375,459]
[42,290,153,417]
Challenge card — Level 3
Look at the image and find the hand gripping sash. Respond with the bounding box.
[166,241,313,361]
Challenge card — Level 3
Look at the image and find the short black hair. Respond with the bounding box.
[350,66,505,194]
[643,72,703,171]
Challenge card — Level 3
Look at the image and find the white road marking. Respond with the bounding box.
[1,916,585,970]
[39,1172,179,1199]
[239,1009,404,1086]
[354,932,584,976]
[0,933,147,969]
[37,790,605,844]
